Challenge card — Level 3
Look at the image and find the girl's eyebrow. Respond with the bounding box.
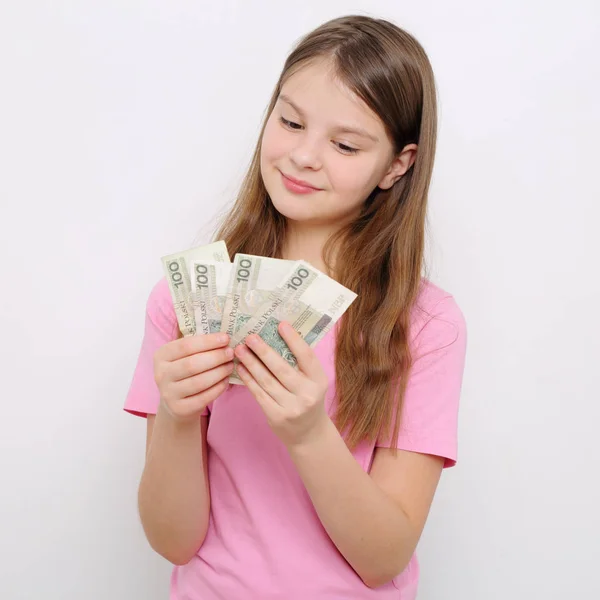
[278,93,379,143]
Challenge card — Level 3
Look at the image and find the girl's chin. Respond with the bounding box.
[270,203,335,228]
[269,196,315,220]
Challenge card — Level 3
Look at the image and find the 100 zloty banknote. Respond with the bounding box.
[228,260,357,384]
[190,261,233,335]
[161,241,230,337]
[218,253,296,340]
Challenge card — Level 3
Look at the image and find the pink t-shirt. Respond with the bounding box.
[124,276,467,599]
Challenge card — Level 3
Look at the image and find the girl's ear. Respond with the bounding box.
[377,143,418,190]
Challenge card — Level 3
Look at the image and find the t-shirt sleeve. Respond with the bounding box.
[123,277,211,418]
[375,295,467,468]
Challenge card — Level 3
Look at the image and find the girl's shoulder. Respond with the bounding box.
[415,277,458,312]
[147,276,172,304]
[144,276,178,332]
[410,277,467,345]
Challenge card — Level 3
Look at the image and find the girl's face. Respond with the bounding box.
[260,59,412,228]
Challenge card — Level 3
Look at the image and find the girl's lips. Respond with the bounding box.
[280,171,322,194]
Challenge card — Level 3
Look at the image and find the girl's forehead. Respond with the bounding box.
[282,62,353,102]
[281,63,383,125]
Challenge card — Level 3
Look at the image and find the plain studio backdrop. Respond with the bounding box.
[1,1,598,598]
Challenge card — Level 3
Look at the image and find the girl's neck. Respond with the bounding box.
[281,226,337,277]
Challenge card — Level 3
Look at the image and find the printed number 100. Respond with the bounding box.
[285,267,310,291]
[168,260,185,288]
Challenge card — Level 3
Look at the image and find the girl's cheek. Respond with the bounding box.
[262,130,285,161]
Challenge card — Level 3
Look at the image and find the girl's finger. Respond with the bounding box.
[276,321,324,382]
[239,331,303,394]
[235,343,294,406]
[236,363,283,419]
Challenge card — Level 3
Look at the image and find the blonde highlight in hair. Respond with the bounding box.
[188,15,438,451]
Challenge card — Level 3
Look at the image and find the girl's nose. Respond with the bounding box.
[288,136,323,171]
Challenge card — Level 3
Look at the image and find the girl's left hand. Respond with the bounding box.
[234,321,330,449]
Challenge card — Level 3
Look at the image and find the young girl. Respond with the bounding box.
[124,14,467,599]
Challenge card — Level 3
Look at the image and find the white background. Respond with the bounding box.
[1,1,598,598]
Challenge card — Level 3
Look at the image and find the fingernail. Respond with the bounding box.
[225,347,234,359]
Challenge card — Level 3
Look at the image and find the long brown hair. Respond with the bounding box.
[189,15,438,451]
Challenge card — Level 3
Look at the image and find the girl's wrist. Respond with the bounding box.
[157,399,202,430]
[285,412,334,455]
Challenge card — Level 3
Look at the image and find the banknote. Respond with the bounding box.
[228,260,357,384]
[219,253,297,341]
[161,240,230,337]
[190,261,233,335]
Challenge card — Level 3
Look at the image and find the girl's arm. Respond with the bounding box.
[137,404,211,565]
[287,417,444,588]
[234,322,450,588]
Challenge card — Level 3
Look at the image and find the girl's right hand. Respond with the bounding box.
[153,332,234,422]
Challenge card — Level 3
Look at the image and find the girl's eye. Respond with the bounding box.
[280,116,302,130]
[336,142,359,155]
[279,116,360,155]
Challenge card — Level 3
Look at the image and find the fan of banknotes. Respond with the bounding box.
[161,240,357,385]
